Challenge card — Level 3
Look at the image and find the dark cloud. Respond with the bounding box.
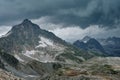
[0,0,120,28]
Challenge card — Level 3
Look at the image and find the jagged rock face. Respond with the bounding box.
[0,19,40,53]
[73,36,106,56]
[0,19,65,54]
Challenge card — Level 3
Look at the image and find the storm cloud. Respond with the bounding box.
[0,0,120,42]
[0,0,120,28]
[50,25,120,42]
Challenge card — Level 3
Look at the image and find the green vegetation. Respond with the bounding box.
[90,64,119,75]
[61,53,83,63]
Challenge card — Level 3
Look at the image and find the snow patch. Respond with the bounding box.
[22,50,38,60]
[14,54,24,62]
[38,53,55,63]
[83,40,88,43]
[36,37,54,48]
[2,31,12,37]
[24,75,38,78]
[22,50,55,63]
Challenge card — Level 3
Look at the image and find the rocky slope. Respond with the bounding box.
[36,57,120,80]
[0,69,24,80]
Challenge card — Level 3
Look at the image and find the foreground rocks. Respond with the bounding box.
[0,69,24,80]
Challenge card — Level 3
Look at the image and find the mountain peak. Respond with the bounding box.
[22,19,32,24]
[82,36,91,43]
[23,19,31,23]
[83,36,91,40]
[11,19,40,32]
[4,19,41,40]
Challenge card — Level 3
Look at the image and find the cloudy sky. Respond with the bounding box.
[0,0,120,42]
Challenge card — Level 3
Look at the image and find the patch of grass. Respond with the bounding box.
[90,64,119,75]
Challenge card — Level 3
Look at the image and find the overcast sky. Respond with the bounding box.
[0,0,120,42]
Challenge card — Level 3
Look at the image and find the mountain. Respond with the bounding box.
[73,36,120,57]
[0,19,66,54]
[98,37,120,56]
[0,19,119,80]
[0,19,96,79]
[0,19,87,64]
[73,36,106,56]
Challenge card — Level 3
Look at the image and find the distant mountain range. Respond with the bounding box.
[73,36,120,57]
[98,37,120,56]
[73,36,106,56]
